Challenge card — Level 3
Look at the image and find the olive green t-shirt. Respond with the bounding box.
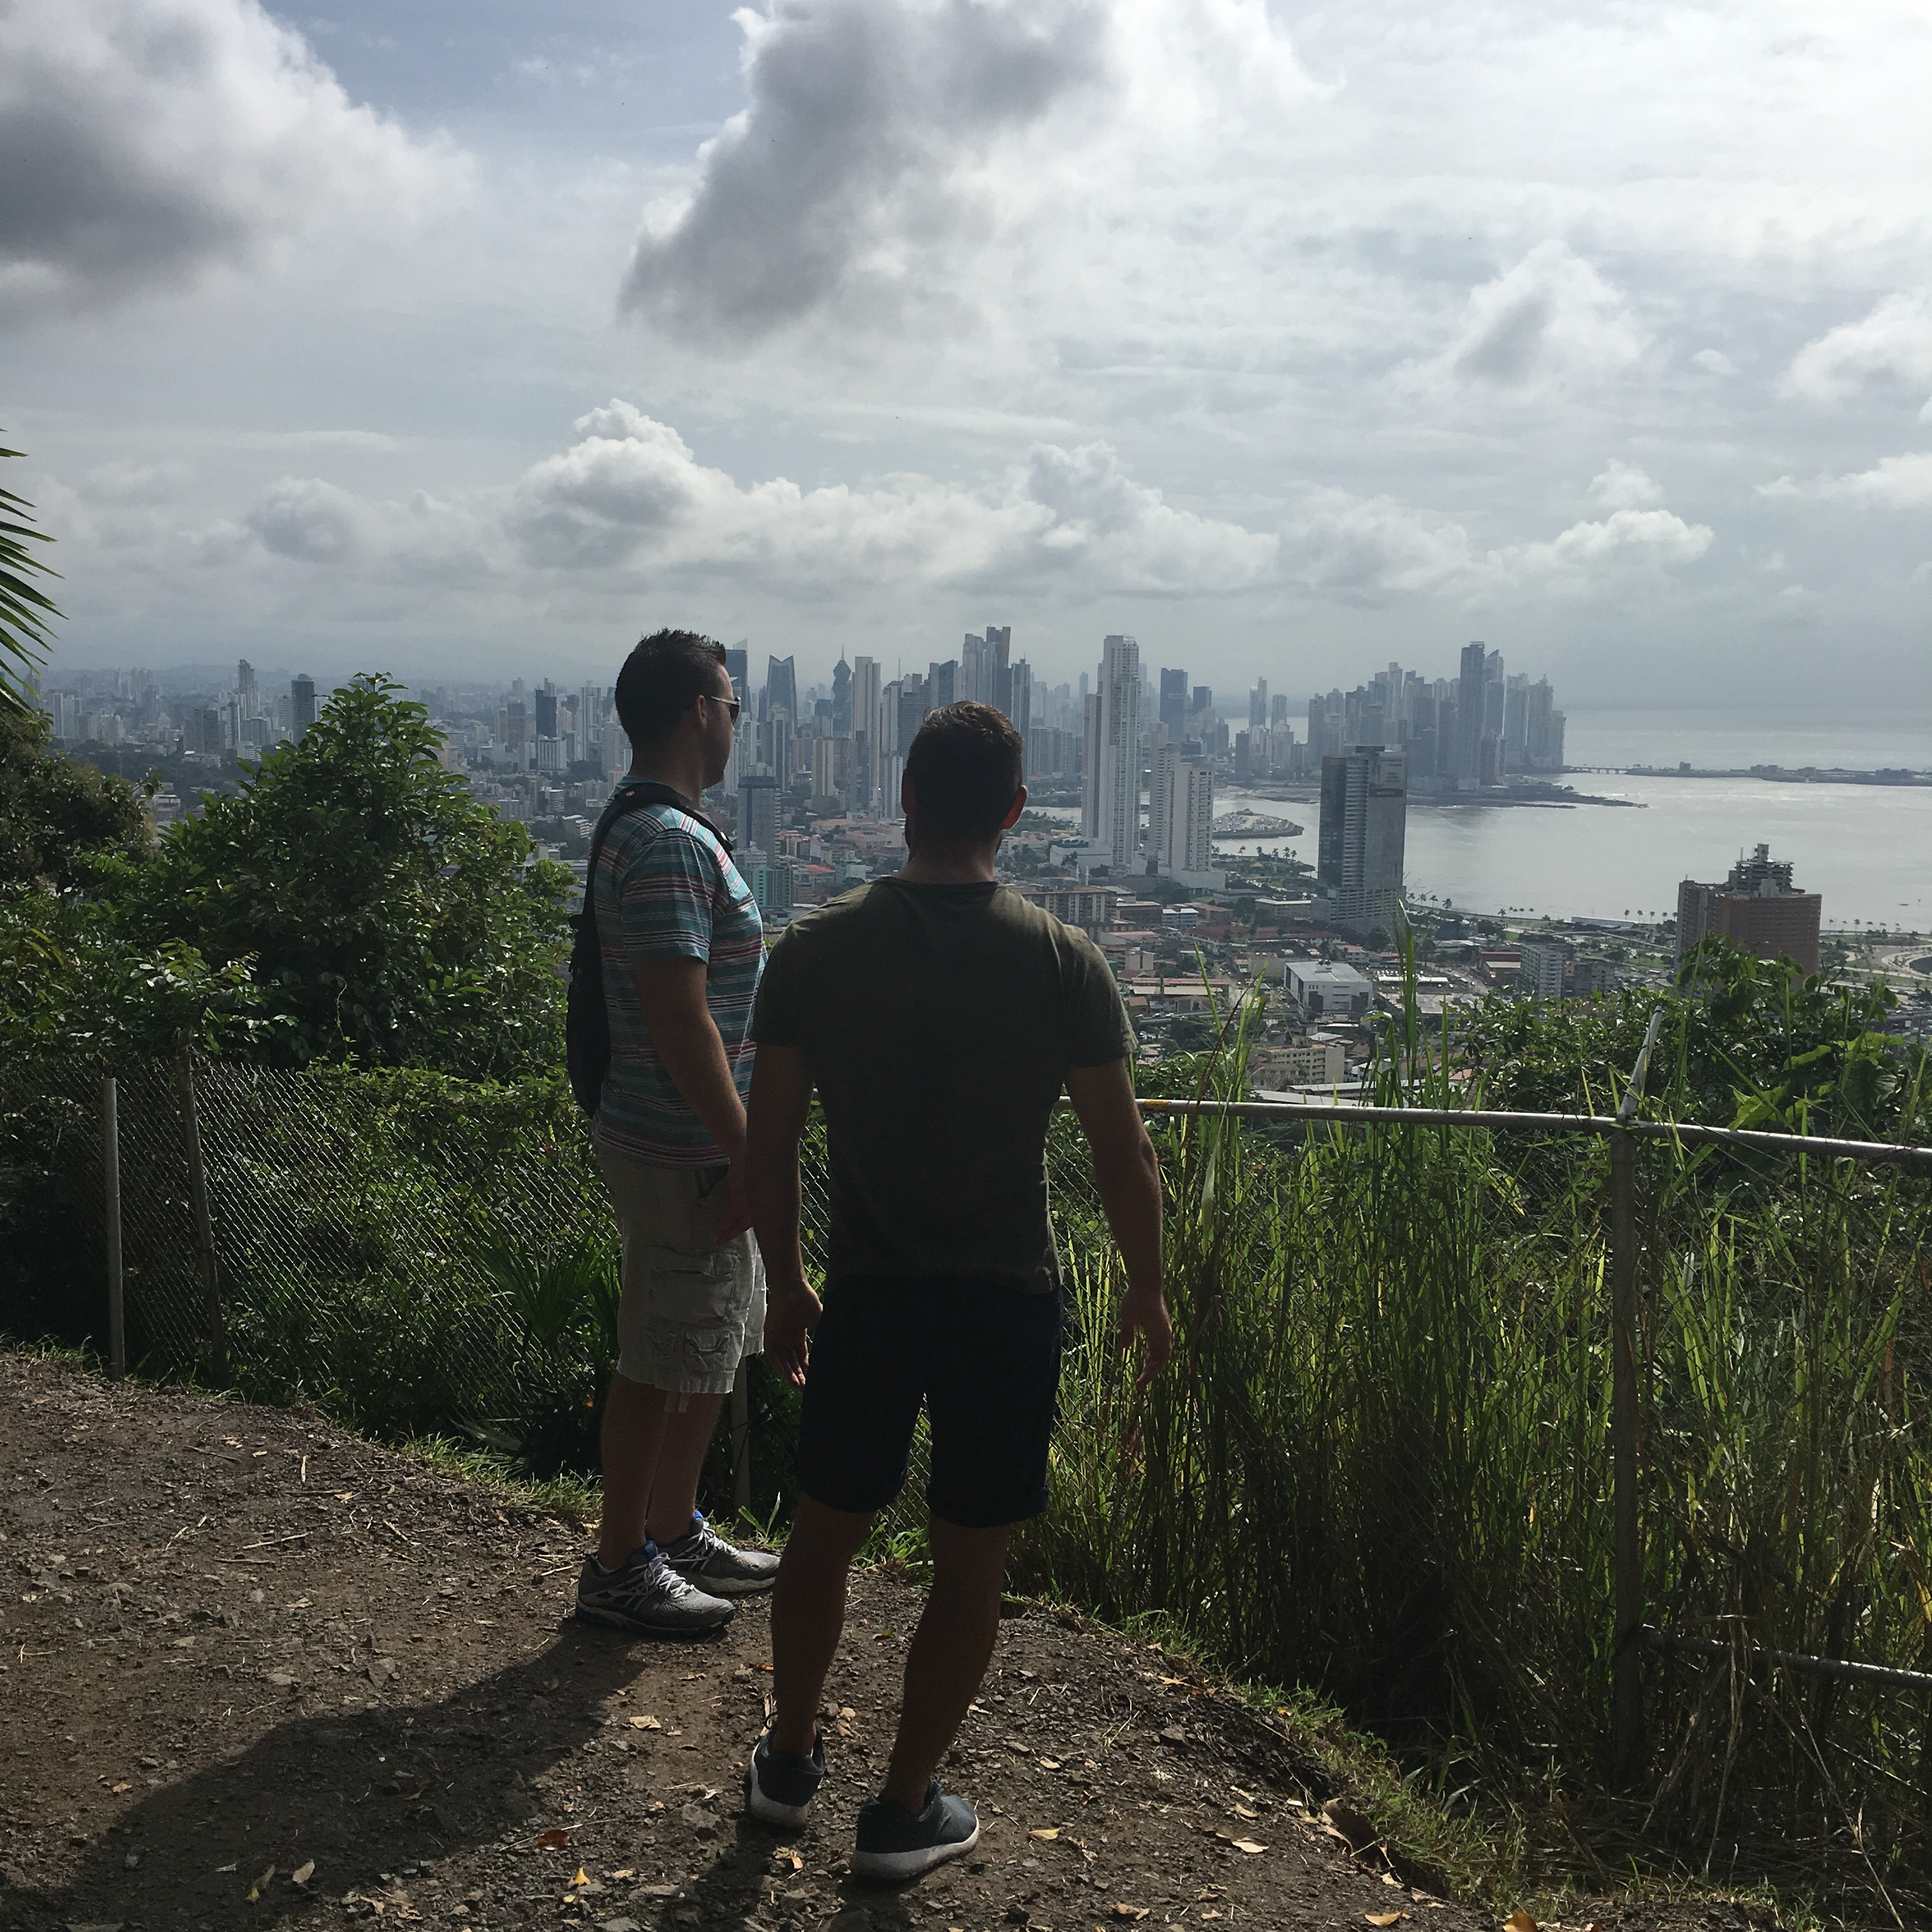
[749,877,1134,1291]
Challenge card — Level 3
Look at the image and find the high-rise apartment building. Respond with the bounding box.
[1317,743,1408,935]
[850,656,881,815]
[740,772,781,857]
[1080,634,1142,873]
[1519,935,1571,1000]
[1150,745,1214,878]
[1677,843,1821,974]
[291,675,317,737]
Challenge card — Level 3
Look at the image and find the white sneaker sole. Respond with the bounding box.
[849,1818,981,1883]
[745,1771,815,1830]
[676,1568,778,1598]
[574,1599,735,1638]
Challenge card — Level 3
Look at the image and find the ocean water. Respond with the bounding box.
[1210,712,1932,930]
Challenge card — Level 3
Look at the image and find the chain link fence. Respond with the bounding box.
[0,1052,1103,1525]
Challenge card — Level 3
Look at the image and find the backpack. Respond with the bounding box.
[566,781,737,1116]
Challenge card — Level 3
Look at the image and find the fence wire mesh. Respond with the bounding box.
[0,1054,1103,1531]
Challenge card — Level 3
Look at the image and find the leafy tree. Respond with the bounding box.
[126,675,572,1078]
[0,889,264,1059]
[0,441,61,717]
[0,705,152,891]
[1466,939,1922,1142]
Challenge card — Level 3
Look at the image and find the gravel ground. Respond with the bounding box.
[0,1352,1768,1932]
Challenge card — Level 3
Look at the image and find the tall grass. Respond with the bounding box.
[1018,965,1932,1903]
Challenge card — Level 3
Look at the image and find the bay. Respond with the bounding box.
[1211,707,1932,931]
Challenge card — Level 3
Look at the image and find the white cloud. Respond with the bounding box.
[0,0,464,323]
[1500,507,1713,582]
[1691,348,1737,378]
[1782,293,1932,406]
[618,0,1318,345]
[208,401,1717,622]
[505,399,1278,595]
[1758,451,1932,509]
[1409,241,1648,397]
[238,477,489,579]
[1588,461,1665,510]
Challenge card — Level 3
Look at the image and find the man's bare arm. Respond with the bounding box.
[634,956,751,1238]
[746,1043,818,1386]
[1065,1059,1172,1388]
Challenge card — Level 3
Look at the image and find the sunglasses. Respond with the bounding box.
[705,692,743,721]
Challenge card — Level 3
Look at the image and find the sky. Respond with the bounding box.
[3,0,1928,712]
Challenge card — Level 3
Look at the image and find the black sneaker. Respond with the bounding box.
[575,1544,735,1637]
[661,1510,781,1597]
[850,1780,980,1882]
[745,1729,826,1829]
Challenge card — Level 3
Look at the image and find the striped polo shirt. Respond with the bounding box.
[592,784,764,1167]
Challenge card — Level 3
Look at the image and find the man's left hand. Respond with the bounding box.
[764,1277,822,1388]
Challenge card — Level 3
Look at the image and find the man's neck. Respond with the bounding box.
[897,842,1000,885]
[627,749,708,805]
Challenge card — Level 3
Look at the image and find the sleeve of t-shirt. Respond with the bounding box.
[747,925,801,1046]
[613,820,716,965]
[1066,935,1137,1066]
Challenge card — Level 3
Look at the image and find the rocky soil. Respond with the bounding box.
[0,1353,1767,1932]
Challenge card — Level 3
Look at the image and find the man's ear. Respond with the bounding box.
[999,785,1028,832]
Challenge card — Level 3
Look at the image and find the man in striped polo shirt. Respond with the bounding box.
[576,630,779,1637]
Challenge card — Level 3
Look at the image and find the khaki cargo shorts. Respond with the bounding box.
[595,1146,766,1408]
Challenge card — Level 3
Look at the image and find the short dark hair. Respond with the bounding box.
[905,702,1024,841]
[615,629,728,746]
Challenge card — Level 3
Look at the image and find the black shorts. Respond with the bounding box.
[793,1275,1064,1529]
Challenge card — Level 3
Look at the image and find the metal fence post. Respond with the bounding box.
[1611,1006,1664,1786]
[102,1075,125,1379]
[175,1049,227,1381]
[1610,1125,1642,1783]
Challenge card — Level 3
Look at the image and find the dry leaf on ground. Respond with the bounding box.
[291,1862,316,1886]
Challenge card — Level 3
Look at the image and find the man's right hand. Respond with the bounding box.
[764,1276,822,1389]
[1120,1281,1174,1390]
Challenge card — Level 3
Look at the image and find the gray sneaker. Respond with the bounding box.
[661,1511,781,1597]
[576,1544,735,1637]
[850,1780,980,1882]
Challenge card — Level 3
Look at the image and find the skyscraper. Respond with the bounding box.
[1080,634,1142,873]
[764,655,797,726]
[740,772,781,856]
[291,674,317,737]
[1318,743,1408,935]
[832,657,852,736]
[850,656,881,815]
[1159,668,1188,742]
[1456,641,1487,788]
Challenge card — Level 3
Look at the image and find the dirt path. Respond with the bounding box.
[0,1353,1666,1932]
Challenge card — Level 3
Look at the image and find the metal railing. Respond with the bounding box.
[1110,1015,1932,1781]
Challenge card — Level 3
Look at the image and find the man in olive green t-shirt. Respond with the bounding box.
[740,702,1172,1881]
